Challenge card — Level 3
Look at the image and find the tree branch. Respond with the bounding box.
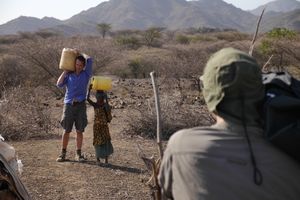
[249,7,266,56]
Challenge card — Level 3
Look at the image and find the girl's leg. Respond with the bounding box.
[96,158,101,165]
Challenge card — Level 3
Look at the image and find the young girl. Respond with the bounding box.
[87,85,113,164]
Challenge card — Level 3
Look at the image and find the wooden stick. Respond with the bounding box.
[150,71,163,159]
[249,7,266,56]
[262,54,273,72]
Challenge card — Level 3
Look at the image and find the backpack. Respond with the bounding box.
[262,72,300,162]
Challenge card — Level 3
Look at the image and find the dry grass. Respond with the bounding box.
[0,86,57,141]
[1,30,300,141]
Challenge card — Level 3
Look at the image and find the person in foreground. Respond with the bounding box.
[158,47,300,200]
[56,52,92,162]
[87,85,113,165]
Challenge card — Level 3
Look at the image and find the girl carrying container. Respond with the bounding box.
[87,84,113,165]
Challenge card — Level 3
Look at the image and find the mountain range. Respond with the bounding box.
[250,0,300,15]
[0,0,300,36]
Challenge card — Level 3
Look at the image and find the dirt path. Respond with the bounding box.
[11,106,158,200]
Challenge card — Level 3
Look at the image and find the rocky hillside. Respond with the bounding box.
[250,0,300,15]
[0,16,62,35]
[0,0,300,35]
[0,0,257,35]
[261,8,300,32]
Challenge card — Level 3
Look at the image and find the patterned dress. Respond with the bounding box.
[93,106,112,146]
[87,95,113,159]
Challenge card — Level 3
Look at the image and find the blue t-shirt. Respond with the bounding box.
[57,57,92,104]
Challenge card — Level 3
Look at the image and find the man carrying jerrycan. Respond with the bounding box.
[56,48,92,162]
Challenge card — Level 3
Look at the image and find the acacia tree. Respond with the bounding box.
[143,27,164,47]
[97,23,112,39]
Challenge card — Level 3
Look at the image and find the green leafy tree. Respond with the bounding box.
[97,23,112,39]
[267,27,296,40]
[259,28,297,69]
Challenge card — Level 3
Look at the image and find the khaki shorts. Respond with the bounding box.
[60,102,87,133]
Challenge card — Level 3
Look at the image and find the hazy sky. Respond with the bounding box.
[0,0,282,25]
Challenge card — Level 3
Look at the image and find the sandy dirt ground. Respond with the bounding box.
[6,77,210,200]
[11,106,159,200]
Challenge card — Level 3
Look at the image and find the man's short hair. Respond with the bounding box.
[75,55,86,66]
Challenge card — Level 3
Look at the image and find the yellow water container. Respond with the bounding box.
[59,48,78,71]
[91,76,112,91]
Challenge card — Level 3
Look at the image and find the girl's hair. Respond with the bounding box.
[96,90,107,100]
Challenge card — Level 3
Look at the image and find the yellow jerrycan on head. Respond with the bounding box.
[59,48,78,71]
[91,76,112,91]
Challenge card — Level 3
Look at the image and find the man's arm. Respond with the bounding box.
[82,54,92,77]
[87,84,96,106]
[56,70,68,88]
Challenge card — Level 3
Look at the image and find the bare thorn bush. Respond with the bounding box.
[0,86,56,141]
[0,56,27,90]
[124,91,215,140]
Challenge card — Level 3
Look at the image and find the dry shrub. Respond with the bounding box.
[160,42,226,79]
[18,32,38,40]
[175,34,191,44]
[190,34,218,43]
[108,47,170,79]
[11,35,117,77]
[258,38,300,71]
[108,40,246,80]
[0,35,18,45]
[175,34,219,45]
[212,31,251,42]
[0,56,27,90]
[0,86,56,141]
[4,36,117,97]
[59,36,117,72]
[106,53,131,78]
[124,88,215,140]
[34,30,61,39]
[125,104,215,140]
[11,38,61,84]
[114,35,142,50]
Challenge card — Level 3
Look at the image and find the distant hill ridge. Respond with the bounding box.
[0,0,300,36]
[0,16,63,35]
[250,0,300,15]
